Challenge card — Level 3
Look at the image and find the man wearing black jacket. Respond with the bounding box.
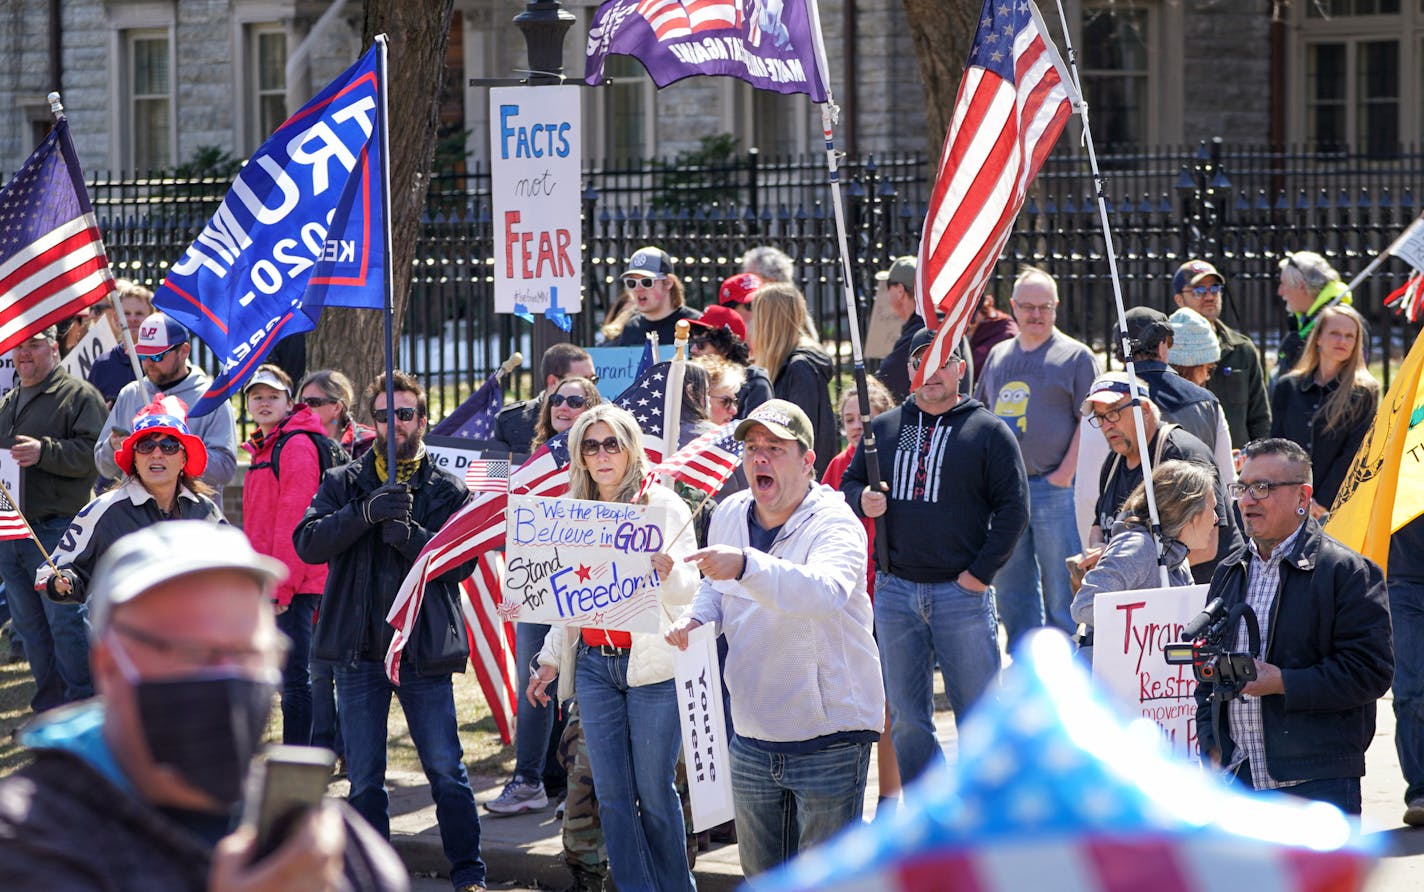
[842,329,1027,784]
[295,370,487,892]
[1196,438,1392,815]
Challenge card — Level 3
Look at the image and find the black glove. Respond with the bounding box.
[363,483,412,525]
[47,569,82,605]
[381,519,412,545]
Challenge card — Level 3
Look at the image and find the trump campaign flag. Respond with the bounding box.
[585,0,828,100]
[911,0,1077,387]
[154,45,386,417]
[0,117,114,355]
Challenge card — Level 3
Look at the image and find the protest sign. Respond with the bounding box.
[673,622,734,832]
[425,435,511,494]
[585,346,646,400]
[490,85,583,318]
[0,448,20,511]
[61,317,120,382]
[0,357,18,401]
[863,276,900,360]
[504,494,667,632]
[1093,584,1208,761]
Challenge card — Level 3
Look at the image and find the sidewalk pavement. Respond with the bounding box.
[379,696,1424,891]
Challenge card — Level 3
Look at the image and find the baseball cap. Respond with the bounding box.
[1080,371,1154,415]
[690,304,748,341]
[1111,306,1175,360]
[243,367,291,395]
[135,312,191,357]
[88,521,287,639]
[734,399,814,452]
[1172,259,1224,293]
[717,272,763,306]
[883,256,917,289]
[1166,307,1221,366]
[623,246,675,278]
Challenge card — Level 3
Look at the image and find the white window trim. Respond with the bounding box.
[1068,0,1182,147]
[106,2,176,174]
[231,2,292,155]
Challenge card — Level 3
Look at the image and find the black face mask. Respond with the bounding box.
[130,674,275,806]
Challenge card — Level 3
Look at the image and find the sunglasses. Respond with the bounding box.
[549,393,589,409]
[622,275,664,290]
[373,407,418,424]
[712,395,738,410]
[303,396,340,408]
[1187,284,1224,296]
[134,436,184,455]
[140,346,178,363]
[908,351,961,373]
[580,436,624,457]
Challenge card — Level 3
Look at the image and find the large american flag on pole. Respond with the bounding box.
[911,0,1077,388]
[383,362,683,736]
[0,117,114,355]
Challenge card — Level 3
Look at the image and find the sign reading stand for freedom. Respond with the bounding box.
[504,494,667,632]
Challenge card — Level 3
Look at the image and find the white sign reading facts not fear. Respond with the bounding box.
[503,493,668,633]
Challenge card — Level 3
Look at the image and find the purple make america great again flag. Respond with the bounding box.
[585,0,828,102]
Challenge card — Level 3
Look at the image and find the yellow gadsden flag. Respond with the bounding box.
[1326,328,1424,572]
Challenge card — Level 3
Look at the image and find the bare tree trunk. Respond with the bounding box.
[307,0,455,409]
[901,0,981,163]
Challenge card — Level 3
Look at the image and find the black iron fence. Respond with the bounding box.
[82,139,1424,421]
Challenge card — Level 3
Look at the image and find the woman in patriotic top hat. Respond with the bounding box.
[40,395,225,604]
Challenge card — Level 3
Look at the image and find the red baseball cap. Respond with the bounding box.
[690,304,748,341]
[717,273,763,306]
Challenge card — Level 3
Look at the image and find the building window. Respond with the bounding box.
[249,26,288,150]
[600,55,653,161]
[751,89,806,157]
[1079,6,1150,149]
[128,30,172,171]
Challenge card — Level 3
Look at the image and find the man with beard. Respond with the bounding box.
[94,312,238,508]
[0,521,408,890]
[295,371,487,891]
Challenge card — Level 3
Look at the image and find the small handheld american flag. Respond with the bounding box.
[635,420,743,502]
[463,458,510,493]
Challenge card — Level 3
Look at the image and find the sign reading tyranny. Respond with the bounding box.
[489,86,583,319]
[504,494,666,632]
[1093,584,1209,762]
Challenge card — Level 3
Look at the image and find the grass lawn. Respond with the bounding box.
[0,645,516,781]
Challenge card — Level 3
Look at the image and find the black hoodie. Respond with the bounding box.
[773,346,837,477]
[842,395,1028,585]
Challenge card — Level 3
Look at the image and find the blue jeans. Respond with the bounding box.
[275,594,318,746]
[874,572,1000,783]
[335,660,485,889]
[994,475,1080,648]
[515,621,557,785]
[1232,761,1362,815]
[574,644,692,892]
[730,735,871,876]
[1390,577,1424,804]
[0,516,90,712]
[310,657,343,756]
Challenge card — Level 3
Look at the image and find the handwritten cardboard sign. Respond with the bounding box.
[673,622,734,832]
[584,346,646,400]
[490,85,583,317]
[1093,584,1209,762]
[504,494,667,632]
[60,317,120,382]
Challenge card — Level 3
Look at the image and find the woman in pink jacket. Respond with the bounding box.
[242,363,331,745]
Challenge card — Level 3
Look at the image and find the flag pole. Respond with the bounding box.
[805,0,891,571]
[1339,215,1424,299]
[1047,0,1168,586]
[0,480,62,577]
[375,33,399,473]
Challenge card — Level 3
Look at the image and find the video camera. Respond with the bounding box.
[1163,597,1259,701]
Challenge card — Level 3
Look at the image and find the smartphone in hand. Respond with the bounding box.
[241,745,337,862]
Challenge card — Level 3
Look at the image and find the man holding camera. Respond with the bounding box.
[0,522,407,890]
[1195,438,1392,814]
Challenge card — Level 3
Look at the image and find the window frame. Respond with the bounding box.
[107,3,177,175]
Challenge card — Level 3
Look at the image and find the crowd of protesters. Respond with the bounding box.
[0,246,1420,892]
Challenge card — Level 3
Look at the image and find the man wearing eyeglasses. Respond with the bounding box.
[491,343,595,456]
[0,522,409,890]
[1172,260,1271,448]
[974,267,1099,647]
[94,312,238,509]
[612,246,702,348]
[0,326,106,712]
[295,370,488,891]
[1195,438,1391,816]
[842,328,1028,784]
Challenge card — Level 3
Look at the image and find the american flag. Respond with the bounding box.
[383,362,680,718]
[464,458,510,493]
[755,631,1375,891]
[430,369,502,440]
[635,419,742,501]
[0,118,114,355]
[911,0,1076,387]
[635,0,740,40]
[0,489,27,542]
